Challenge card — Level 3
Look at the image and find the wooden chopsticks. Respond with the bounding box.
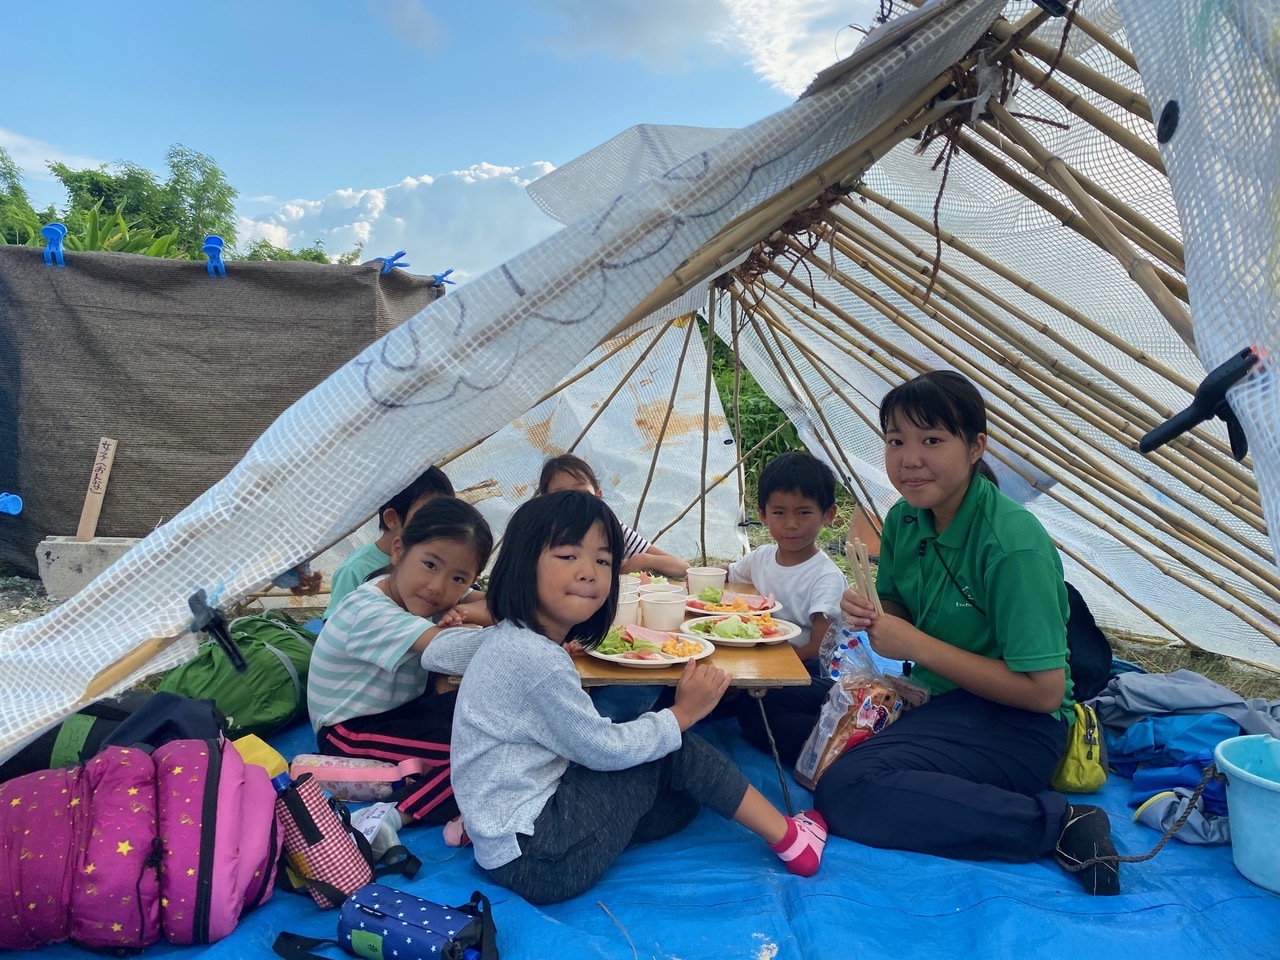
[844,537,883,616]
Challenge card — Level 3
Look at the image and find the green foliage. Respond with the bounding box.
[241,238,364,265]
[160,144,238,255]
[701,318,805,483]
[0,147,41,245]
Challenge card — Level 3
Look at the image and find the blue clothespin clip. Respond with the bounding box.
[428,268,456,287]
[202,235,227,278]
[0,493,22,516]
[374,251,410,275]
[41,223,68,267]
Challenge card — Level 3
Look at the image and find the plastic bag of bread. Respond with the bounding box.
[794,626,928,790]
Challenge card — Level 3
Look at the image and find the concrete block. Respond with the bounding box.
[36,536,141,600]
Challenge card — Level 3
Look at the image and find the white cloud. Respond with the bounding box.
[367,0,446,54]
[532,0,732,68]
[0,127,104,204]
[525,0,883,97]
[720,0,883,97]
[238,161,560,281]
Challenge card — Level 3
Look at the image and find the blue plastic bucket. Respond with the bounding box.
[1214,734,1280,893]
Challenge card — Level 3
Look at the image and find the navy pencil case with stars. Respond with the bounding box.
[273,882,498,960]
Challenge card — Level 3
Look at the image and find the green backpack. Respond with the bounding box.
[157,610,317,737]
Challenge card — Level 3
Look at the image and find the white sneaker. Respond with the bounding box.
[350,801,402,857]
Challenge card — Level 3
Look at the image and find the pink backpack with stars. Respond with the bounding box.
[0,737,280,951]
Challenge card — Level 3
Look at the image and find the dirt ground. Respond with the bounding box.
[4,570,1278,701]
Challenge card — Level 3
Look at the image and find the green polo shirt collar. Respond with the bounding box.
[932,473,989,546]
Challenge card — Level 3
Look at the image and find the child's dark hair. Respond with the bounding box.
[756,451,837,512]
[379,466,454,531]
[537,454,599,496]
[879,370,997,484]
[398,496,494,574]
[488,490,622,646]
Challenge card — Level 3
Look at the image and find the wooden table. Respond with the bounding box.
[575,582,810,688]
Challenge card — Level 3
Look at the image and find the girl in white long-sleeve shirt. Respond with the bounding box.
[440,490,826,905]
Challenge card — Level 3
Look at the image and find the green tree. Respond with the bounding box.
[241,237,364,264]
[49,160,167,230]
[159,144,238,255]
[0,147,41,245]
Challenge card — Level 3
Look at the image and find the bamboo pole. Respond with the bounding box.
[761,262,1280,627]
[743,303,862,495]
[1069,13,1139,72]
[1053,540,1197,649]
[783,230,1261,514]
[987,18,1152,122]
[828,220,1269,541]
[952,134,1189,302]
[564,318,679,455]
[986,101,1196,349]
[832,212,1173,422]
[632,316,698,529]
[1003,52,1164,173]
[828,214,1256,485]
[743,287,895,522]
[603,82,962,341]
[966,122,1185,271]
[842,193,1260,490]
[650,419,791,543]
[730,298,747,514]
[436,323,653,469]
[801,233,1267,527]
[749,292,868,492]
[845,189,1196,393]
[699,286,718,564]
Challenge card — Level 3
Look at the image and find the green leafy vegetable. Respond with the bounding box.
[690,615,761,640]
[697,586,724,603]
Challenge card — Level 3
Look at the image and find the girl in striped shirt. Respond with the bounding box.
[308,496,493,829]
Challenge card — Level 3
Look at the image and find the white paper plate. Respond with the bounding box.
[679,615,801,647]
[585,634,715,669]
[684,598,784,617]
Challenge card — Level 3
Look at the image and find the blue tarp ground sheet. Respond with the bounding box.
[33,715,1280,960]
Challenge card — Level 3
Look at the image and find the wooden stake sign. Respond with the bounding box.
[75,437,117,542]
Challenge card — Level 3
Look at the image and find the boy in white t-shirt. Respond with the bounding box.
[726,452,845,661]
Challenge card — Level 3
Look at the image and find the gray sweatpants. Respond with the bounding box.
[484,731,749,904]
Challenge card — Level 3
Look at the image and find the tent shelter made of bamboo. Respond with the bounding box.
[2,0,1278,761]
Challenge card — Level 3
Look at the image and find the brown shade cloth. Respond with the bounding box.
[0,248,444,577]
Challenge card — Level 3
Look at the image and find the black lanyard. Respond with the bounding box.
[922,537,987,617]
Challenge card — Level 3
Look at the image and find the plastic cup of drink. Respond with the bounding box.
[614,595,640,627]
[639,595,686,631]
[685,567,727,595]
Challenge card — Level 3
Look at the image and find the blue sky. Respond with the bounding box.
[5,0,877,280]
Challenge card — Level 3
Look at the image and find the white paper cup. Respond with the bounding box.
[639,595,686,631]
[685,567,727,595]
[620,574,642,590]
[638,582,684,598]
[613,595,640,627]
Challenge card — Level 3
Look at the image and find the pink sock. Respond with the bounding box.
[768,810,827,877]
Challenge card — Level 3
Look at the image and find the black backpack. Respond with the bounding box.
[1064,582,1114,701]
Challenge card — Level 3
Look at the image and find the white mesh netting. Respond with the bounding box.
[3,0,1278,762]
[0,0,1005,760]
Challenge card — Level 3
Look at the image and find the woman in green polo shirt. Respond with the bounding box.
[817,370,1121,896]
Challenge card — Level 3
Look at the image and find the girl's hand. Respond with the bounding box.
[436,608,467,629]
[671,660,732,730]
[563,640,585,656]
[865,614,919,662]
[840,588,877,632]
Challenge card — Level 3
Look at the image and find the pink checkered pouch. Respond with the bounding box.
[275,772,374,908]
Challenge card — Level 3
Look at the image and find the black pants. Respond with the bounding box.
[813,688,1069,862]
[317,686,458,824]
[484,732,749,905]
